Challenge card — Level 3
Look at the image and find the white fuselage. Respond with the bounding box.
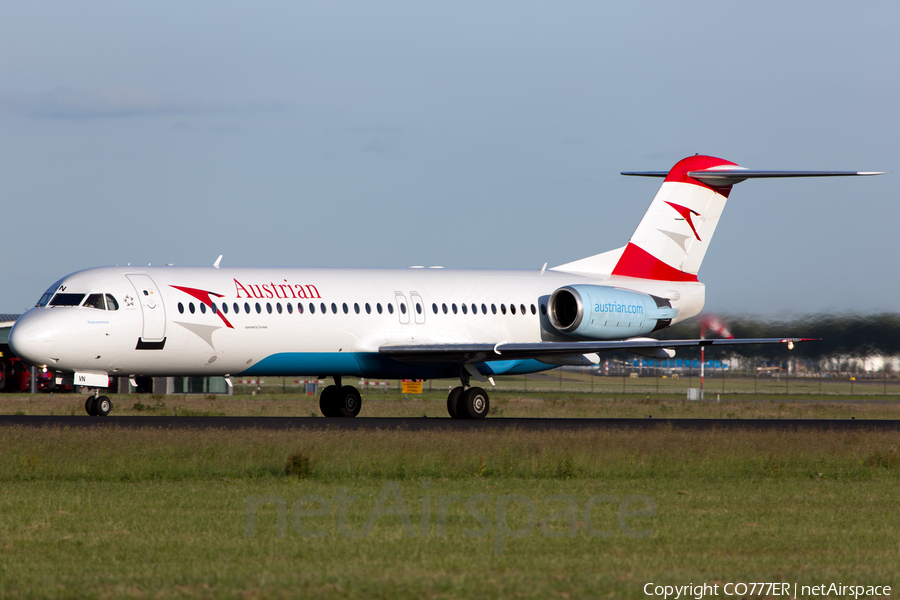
[9,265,705,380]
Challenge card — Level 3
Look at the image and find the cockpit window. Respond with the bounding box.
[84,294,106,310]
[37,278,66,307]
[106,295,119,311]
[35,293,53,308]
[49,293,86,307]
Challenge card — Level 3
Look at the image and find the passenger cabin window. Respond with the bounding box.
[49,293,85,307]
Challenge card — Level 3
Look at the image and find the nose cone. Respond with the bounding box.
[9,313,56,366]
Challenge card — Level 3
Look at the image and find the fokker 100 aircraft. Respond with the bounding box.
[9,155,883,418]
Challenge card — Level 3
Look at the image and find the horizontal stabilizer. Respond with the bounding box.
[622,169,886,185]
[605,157,887,283]
[380,337,814,366]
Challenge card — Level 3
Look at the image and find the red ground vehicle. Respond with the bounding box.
[0,348,63,393]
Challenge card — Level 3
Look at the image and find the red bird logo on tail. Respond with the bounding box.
[665,201,702,241]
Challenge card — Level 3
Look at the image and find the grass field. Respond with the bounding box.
[1,423,899,598]
[2,378,899,598]
[3,388,900,420]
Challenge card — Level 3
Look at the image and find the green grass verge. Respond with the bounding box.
[5,389,900,419]
[1,426,898,598]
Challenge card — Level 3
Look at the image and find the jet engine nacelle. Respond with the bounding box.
[547,285,678,340]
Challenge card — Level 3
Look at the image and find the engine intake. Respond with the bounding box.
[549,287,583,332]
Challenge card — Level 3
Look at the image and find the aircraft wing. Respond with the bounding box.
[378,337,812,366]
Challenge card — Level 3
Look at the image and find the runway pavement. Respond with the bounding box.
[2,415,899,431]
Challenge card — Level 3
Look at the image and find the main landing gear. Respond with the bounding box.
[446,371,489,420]
[84,391,112,417]
[318,375,362,418]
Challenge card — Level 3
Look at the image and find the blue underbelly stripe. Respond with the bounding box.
[238,352,553,379]
[241,352,363,376]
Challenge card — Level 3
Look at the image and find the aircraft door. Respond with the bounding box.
[126,274,167,342]
[410,293,425,324]
[394,293,410,324]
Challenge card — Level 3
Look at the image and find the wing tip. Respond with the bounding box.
[621,171,668,178]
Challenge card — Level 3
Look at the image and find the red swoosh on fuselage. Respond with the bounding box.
[170,285,234,329]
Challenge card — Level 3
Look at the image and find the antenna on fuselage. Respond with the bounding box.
[213,255,223,269]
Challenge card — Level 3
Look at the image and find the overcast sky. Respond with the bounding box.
[1,1,897,316]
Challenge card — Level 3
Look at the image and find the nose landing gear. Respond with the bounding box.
[84,391,112,416]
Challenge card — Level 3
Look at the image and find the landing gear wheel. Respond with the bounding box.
[459,387,489,420]
[85,397,97,416]
[319,385,339,417]
[336,386,362,418]
[447,386,464,419]
[95,396,112,417]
